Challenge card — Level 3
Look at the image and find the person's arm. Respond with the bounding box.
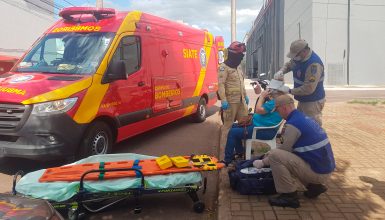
[217,65,228,102]
[254,90,269,114]
[274,60,294,80]
[279,60,295,74]
[277,124,301,152]
[260,124,301,166]
[241,69,247,97]
[290,63,323,96]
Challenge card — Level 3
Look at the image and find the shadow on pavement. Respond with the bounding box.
[0,157,66,176]
[359,176,385,202]
[329,158,383,219]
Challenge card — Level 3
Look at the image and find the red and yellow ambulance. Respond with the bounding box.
[0,7,223,160]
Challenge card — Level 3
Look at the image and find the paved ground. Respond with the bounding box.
[217,98,385,219]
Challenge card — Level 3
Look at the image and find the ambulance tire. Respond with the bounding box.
[79,121,112,158]
[191,98,207,123]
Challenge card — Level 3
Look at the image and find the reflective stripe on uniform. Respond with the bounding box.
[293,138,330,153]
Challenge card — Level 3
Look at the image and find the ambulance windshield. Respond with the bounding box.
[16,32,115,75]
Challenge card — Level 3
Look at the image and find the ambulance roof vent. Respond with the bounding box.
[59,7,116,21]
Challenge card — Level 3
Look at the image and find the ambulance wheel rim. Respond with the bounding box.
[80,121,112,158]
[92,131,108,154]
[198,104,206,118]
[191,98,207,123]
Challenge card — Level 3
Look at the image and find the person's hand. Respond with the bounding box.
[278,85,290,94]
[253,82,262,94]
[221,101,229,110]
[245,96,249,105]
[252,160,264,169]
[274,71,284,81]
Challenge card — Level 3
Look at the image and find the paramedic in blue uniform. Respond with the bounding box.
[274,39,325,126]
[252,94,335,208]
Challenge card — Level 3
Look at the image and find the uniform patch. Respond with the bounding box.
[219,66,225,72]
[296,70,301,78]
[311,65,318,74]
[308,75,316,82]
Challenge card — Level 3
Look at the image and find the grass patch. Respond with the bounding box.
[348,99,385,105]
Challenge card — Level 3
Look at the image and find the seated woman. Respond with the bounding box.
[222,84,288,166]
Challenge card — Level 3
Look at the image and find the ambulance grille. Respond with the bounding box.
[0,104,28,130]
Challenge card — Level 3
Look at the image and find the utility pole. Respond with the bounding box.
[96,0,103,8]
[231,0,236,42]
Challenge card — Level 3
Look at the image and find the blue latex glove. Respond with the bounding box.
[245,96,249,105]
[221,101,229,110]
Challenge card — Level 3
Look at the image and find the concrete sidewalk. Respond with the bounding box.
[217,101,385,220]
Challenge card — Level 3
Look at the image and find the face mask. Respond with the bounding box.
[293,56,302,61]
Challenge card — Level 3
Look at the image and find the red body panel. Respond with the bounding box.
[0,7,224,158]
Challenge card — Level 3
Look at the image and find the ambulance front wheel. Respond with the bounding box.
[191,98,207,123]
[79,121,113,158]
[193,201,205,213]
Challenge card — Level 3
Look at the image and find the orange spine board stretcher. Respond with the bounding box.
[39,155,225,182]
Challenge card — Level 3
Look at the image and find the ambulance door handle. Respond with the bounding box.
[138,81,145,87]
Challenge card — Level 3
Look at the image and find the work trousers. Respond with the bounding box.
[220,102,248,150]
[297,99,325,127]
[266,149,331,193]
[224,124,253,163]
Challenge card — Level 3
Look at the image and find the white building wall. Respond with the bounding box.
[284,0,385,85]
[349,0,385,85]
[313,0,348,85]
[0,0,55,57]
[283,0,313,83]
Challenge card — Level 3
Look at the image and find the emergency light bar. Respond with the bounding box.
[59,7,115,21]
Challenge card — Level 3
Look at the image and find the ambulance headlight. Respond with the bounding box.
[32,97,78,115]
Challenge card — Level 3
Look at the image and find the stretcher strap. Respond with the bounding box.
[132,160,142,178]
[98,162,105,180]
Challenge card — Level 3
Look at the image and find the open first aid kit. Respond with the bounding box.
[228,160,276,195]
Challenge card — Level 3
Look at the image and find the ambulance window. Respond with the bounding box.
[112,36,141,75]
[44,38,64,64]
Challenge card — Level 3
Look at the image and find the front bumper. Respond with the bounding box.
[0,109,87,160]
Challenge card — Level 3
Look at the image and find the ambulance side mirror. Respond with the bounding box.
[102,60,127,84]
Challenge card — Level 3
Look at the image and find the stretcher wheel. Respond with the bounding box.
[134,206,142,214]
[68,209,85,220]
[193,201,205,213]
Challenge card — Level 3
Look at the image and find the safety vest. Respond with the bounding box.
[286,110,335,174]
[292,51,325,102]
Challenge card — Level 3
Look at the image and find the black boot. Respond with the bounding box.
[304,183,327,198]
[268,192,300,208]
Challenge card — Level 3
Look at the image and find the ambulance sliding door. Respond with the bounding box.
[150,37,183,113]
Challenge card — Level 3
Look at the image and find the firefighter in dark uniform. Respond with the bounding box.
[218,41,249,151]
[274,39,326,126]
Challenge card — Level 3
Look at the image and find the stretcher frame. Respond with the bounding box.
[13,168,207,220]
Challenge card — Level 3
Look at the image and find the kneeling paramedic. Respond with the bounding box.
[252,94,335,208]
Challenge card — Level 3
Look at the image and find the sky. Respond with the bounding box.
[56,0,264,47]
